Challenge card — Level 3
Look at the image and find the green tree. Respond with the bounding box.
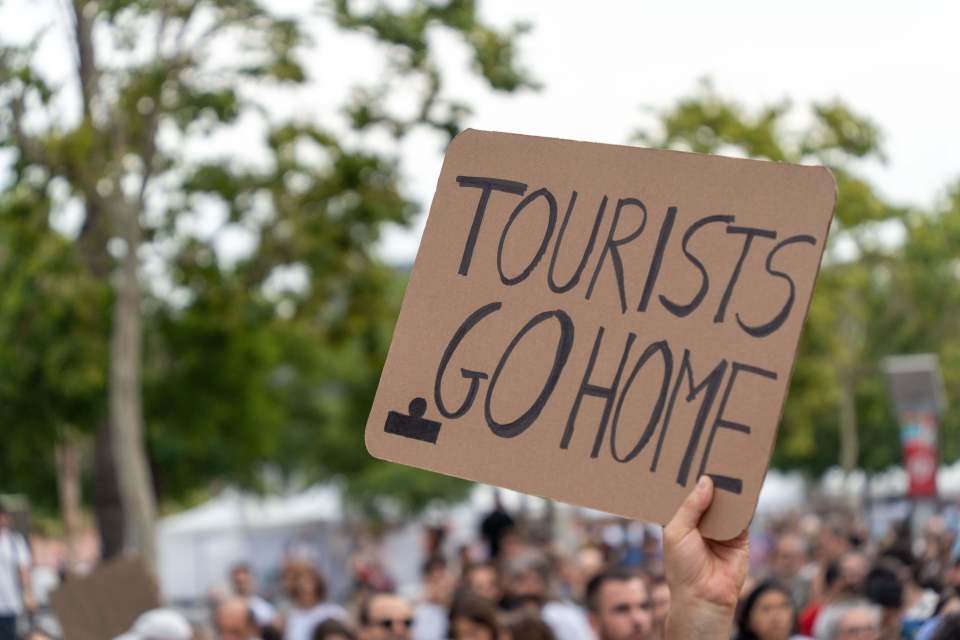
[633,80,931,475]
[0,0,533,562]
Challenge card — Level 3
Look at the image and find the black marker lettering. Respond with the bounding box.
[608,340,673,463]
[548,193,608,294]
[586,198,648,314]
[637,206,679,312]
[659,215,734,318]
[434,301,502,418]
[736,234,817,338]
[665,350,728,478]
[497,188,558,286]
[696,362,778,494]
[713,225,777,323]
[560,327,636,451]
[455,176,527,277]
[485,310,574,439]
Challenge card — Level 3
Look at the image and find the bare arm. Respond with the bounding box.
[662,475,749,640]
[18,565,35,611]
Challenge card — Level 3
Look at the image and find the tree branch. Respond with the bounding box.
[70,0,99,119]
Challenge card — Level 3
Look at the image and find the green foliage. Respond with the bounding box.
[636,82,960,474]
[0,185,108,508]
[0,0,532,519]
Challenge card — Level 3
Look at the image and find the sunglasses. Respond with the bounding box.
[372,617,414,630]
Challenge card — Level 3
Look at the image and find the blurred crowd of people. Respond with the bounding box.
[4,494,960,640]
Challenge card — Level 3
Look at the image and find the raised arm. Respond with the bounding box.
[662,475,750,640]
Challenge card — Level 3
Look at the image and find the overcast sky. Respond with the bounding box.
[377,0,960,262]
[3,0,958,266]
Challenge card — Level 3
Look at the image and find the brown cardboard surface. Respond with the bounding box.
[50,555,161,640]
[365,129,836,540]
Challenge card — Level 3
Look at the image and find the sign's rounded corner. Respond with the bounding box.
[446,127,485,155]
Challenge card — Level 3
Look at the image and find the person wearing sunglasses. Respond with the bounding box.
[359,593,415,640]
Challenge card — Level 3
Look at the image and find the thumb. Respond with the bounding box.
[666,475,714,537]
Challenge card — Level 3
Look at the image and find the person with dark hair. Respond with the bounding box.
[312,619,358,640]
[480,492,515,561]
[735,581,808,640]
[502,610,556,640]
[0,502,33,640]
[448,594,502,640]
[231,563,278,629]
[862,564,903,640]
[358,593,414,640]
[462,562,502,605]
[215,598,262,640]
[584,568,651,640]
[282,565,348,640]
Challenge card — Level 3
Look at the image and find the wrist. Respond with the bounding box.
[665,594,736,640]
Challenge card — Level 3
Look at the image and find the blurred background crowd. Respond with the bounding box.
[3,488,960,639]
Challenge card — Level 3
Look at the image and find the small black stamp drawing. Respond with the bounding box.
[384,397,442,444]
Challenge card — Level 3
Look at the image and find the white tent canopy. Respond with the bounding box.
[157,485,347,602]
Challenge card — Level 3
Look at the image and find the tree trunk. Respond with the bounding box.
[108,202,157,566]
[54,435,83,574]
[93,419,125,560]
[839,370,858,474]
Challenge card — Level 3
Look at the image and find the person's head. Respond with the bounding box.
[215,598,259,640]
[422,555,455,605]
[282,557,311,598]
[649,576,670,634]
[576,546,606,583]
[825,602,881,640]
[292,565,328,606]
[449,594,502,640]
[358,593,414,640]
[463,562,501,604]
[771,534,808,581]
[0,502,8,529]
[505,553,552,610]
[735,581,794,640]
[230,563,255,597]
[313,619,359,640]
[502,610,555,640]
[838,552,868,594]
[818,522,852,563]
[585,568,652,640]
[863,565,903,614]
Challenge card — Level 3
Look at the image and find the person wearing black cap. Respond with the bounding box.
[0,501,34,640]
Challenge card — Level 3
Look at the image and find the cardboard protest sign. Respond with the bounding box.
[365,129,835,539]
[50,555,161,640]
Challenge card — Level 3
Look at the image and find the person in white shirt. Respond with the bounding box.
[0,503,33,640]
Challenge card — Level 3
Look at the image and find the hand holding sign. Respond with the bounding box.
[365,129,835,539]
[663,475,750,639]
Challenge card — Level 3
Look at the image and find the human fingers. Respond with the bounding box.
[665,475,714,540]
